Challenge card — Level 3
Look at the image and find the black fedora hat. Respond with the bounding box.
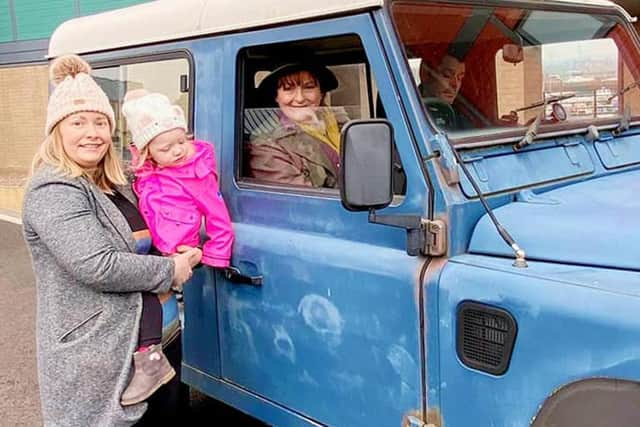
[257,62,339,100]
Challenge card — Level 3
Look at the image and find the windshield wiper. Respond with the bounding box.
[613,104,632,136]
[446,142,528,268]
[513,113,541,151]
[607,80,640,104]
[514,93,575,113]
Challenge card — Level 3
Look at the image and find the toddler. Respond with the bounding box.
[119,89,234,406]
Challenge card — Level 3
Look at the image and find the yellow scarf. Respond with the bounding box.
[298,108,341,154]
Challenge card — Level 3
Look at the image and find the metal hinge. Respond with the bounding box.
[368,212,447,257]
[425,219,447,256]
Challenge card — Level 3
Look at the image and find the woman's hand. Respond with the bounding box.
[176,245,202,268]
[171,247,202,290]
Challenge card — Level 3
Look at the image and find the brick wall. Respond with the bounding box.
[0,65,48,171]
[0,64,47,174]
[496,47,543,124]
[522,47,543,124]
[0,64,48,213]
[496,61,524,121]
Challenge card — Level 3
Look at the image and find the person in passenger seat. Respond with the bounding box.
[246,61,350,188]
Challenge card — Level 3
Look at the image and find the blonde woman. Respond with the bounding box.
[22,54,201,426]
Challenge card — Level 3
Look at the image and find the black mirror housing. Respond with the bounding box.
[339,120,394,211]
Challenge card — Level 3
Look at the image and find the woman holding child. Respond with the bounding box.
[22,54,231,426]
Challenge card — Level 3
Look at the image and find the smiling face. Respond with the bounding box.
[147,128,194,168]
[58,112,112,169]
[275,71,324,123]
[420,55,466,104]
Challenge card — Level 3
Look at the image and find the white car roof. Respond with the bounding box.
[48,0,383,57]
[48,0,633,58]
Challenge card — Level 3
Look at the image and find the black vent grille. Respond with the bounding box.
[457,301,517,375]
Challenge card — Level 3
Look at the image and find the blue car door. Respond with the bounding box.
[215,13,431,427]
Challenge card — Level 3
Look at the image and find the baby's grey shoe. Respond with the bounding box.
[120,344,176,406]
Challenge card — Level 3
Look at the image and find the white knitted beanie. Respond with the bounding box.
[121,89,187,150]
[45,54,115,136]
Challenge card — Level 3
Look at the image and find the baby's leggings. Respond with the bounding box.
[139,292,162,348]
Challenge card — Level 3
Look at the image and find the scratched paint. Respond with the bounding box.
[273,324,296,363]
[330,371,365,392]
[299,370,319,387]
[387,344,418,397]
[226,293,259,363]
[297,294,344,347]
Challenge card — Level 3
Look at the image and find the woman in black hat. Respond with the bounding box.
[246,62,349,188]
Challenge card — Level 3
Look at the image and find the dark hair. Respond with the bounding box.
[258,62,338,101]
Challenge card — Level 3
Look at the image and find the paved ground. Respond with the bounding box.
[0,220,267,426]
[0,220,40,426]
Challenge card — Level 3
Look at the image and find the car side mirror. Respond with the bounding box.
[339,119,393,212]
[503,43,524,64]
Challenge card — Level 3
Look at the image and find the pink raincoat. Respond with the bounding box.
[132,140,234,267]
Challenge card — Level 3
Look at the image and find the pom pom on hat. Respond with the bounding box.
[49,54,92,86]
[122,91,187,150]
[45,54,115,136]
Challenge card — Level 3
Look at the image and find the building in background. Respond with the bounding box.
[0,0,148,214]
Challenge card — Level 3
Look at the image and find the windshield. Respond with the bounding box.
[391,2,640,143]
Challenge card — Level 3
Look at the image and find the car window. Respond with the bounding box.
[237,34,406,194]
[93,57,191,162]
[391,1,639,144]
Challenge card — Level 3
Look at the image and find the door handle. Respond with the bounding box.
[224,266,262,286]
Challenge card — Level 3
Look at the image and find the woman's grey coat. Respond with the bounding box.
[22,166,175,427]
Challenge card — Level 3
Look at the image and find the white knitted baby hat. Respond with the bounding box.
[121,89,187,150]
[45,54,115,136]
